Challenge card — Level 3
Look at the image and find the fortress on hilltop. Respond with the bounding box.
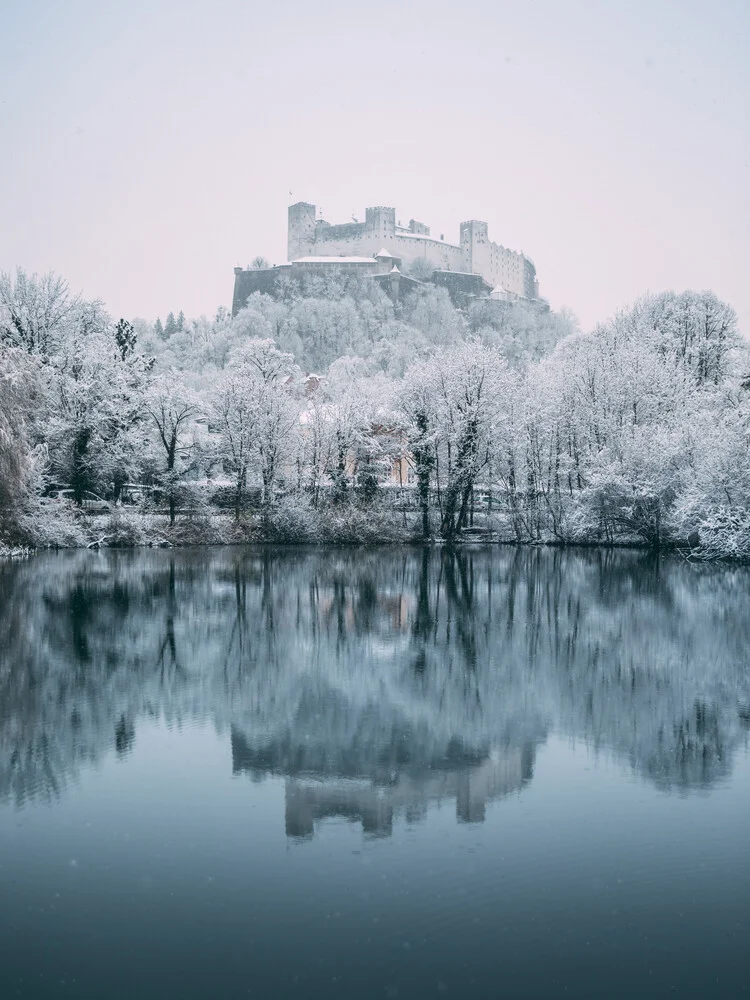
[232,201,541,314]
[288,202,539,299]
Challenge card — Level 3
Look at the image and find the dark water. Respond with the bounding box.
[1,547,749,999]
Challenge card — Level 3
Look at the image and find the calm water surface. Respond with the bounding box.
[1,547,749,999]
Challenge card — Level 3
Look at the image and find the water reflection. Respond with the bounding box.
[232,731,536,837]
[1,548,749,823]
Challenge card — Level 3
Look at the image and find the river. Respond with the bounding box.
[1,547,749,998]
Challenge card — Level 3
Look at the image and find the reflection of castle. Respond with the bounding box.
[231,729,535,838]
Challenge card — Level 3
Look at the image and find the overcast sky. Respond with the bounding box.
[1,0,748,332]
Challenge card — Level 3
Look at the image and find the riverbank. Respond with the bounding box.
[1,504,420,554]
[0,503,721,559]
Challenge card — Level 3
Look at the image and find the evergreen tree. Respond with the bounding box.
[154,317,164,339]
[164,312,178,338]
[177,310,185,331]
[115,319,137,361]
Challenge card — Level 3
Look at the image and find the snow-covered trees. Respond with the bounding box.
[402,343,511,539]
[212,340,301,518]
[0,272,157,520]
[146,378,201,524]
[399,371,436,539]
[468,298,576,366]
[0,269,78,355]
[45,316,154,502]
[1,268,748,558]
[0,347,43,537]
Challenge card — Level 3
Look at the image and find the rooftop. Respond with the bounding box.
[395,232,460,248]
[290,256,379,265]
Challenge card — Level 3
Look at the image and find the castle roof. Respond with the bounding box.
[290,256,378,265]
[375,248,396,258]
[396,232,459,248]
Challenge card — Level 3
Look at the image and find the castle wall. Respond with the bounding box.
[294,231,383,261]
[232,266,284,314]
[315,220,366,241]
[459,219,537,297]
[296,231,464,271]
[431,271,492,307]
[489,246,528,296]
[286,202,538,298]
[391,234,463,272]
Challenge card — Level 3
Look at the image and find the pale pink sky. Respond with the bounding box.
[1,0,748,332]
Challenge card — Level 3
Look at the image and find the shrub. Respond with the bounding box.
[265,495,318,543]
[317,504,410,545]
[102,511,145,547]
[15,500,88,548]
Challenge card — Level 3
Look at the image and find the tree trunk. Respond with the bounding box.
[412,412,434,540]
[441,418,478,541]
[167,433,177,526]
[72,427,92,505]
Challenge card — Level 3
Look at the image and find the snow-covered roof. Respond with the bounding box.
[434,270,484,277]
[291,256,377,265]
[390,265,400,273]
[375,248,396,258]
[395,233,460,248]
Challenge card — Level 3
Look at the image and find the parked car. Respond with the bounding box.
[119,483,156,506]
[49,489,111,513]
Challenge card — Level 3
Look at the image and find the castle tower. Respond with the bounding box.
[365,206,396,242]
[460,220,489,274]
[288,202,317,261]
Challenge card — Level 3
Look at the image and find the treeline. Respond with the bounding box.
[0,267,748,557]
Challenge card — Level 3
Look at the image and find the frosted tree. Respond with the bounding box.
[0,269,79,356]
[617,291,739,388]
[114,319,137,361]
[403,342,511,539]
[0,347,43,536]
[468,299,577,366]
[402,285,464,346]
[146,376,201,524]
[212,362,262,519]
[159,313,236,372]
[26,297,152,504]
[164,312,178,338]
[227,339,301,517]
[317,358,398,505]
[399,363,437,538]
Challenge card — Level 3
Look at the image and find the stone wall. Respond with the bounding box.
[232,266,282,314]
[431,270,493,307]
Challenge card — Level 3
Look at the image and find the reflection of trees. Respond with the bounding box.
[1,548,749,812]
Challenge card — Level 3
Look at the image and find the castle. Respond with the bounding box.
[232,201,540,315]
[288,202,539,299]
